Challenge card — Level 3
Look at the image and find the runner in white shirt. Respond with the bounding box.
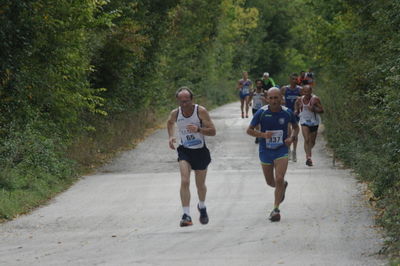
[167,87,216,227]
[295,85,324,166]
[248,79,267,143]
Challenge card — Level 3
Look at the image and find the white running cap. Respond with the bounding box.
[263,72,269,76]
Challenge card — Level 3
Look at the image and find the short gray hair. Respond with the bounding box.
[175,86,193,99]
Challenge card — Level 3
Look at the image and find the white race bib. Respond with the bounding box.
[242,86,250,94]
[302,107,318,125]
[180,129,203,148]
[265,130,284,149]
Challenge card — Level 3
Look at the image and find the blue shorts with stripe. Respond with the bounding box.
[239,91,250,99]
[259,145,289,165]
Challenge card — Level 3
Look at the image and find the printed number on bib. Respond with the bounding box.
[186,134,195,141]
[181,131,203,148]
[265,130,284,149]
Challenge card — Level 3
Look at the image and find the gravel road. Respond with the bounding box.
[0,102,385,266]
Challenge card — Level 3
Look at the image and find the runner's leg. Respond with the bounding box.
[309,130,318,154]
[261,164,275,188]
[194,169,207,202]
[244,95,250,117]
[273,157,288,208]
[240,97,245,117]
[179,160,191,207]
[301,125,312,159]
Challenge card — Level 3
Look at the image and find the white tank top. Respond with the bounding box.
[299,95,321,126]
[176,104,205,149]
[252,92,265,110]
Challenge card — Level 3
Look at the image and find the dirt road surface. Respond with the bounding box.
[0,102,385,265]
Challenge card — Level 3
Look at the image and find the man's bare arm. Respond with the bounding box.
[312,97,324,113]
[294,98,301,115]
[280,86,287,105]
[247,125,273,139]
[196,106,216,136]
[167,109,178,149]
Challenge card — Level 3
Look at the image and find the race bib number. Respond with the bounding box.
[254,102,262,109]
[265,130,284,149]
[302,110,317,126]
[242,86,250,94]
[180,130,203,147]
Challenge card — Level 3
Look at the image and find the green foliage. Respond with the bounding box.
[0,0,109,139]
[0,120,76,220]
[0,0,111,219]
[2,0,398,260]
[293,0,400,258]
[0,0,268,220]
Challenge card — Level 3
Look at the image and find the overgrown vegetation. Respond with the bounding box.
[292,0,400,259]
[0,0,292,219]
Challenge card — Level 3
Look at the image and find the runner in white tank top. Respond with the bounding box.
[298,95,321,126]
[176,104,205,149]
[248,79,266,143]
[295,85,324,166]
[167,87,216,227]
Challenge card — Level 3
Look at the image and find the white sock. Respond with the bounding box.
[198,201,206,209]
[183,206,190,216]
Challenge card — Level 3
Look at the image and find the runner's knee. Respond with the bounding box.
[275,176,284,186]
[266,178,275,187]
[196,183,207,191]
[181,179,190,188]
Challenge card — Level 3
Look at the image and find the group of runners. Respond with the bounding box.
[238,70,322,166]
[243,70,323,221]
[166,70,323,226]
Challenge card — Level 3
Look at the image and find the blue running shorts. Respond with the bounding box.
[259,145,289,165]
[239,91,250,99]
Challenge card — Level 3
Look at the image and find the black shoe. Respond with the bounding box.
[281,181,288,203]
[197,204,209,224]
[255,137,259,144]
[180,214,193,227]
[269,208,281,222]
[306,158,313,166]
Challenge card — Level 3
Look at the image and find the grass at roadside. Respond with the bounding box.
[0,97,231,223]
[0,179,76,223]
[0,109,167,223]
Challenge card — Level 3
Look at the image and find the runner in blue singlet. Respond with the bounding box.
[247,87,299,222]
[237,71,252,118]
[280,73,302,162]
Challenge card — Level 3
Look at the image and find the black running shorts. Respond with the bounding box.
[301,124,319,133]
[177,145,211,170]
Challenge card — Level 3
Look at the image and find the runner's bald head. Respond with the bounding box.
[267,87,281,96]
[175,87,194,99]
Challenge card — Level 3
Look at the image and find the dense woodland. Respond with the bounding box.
[0,0,399,259]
